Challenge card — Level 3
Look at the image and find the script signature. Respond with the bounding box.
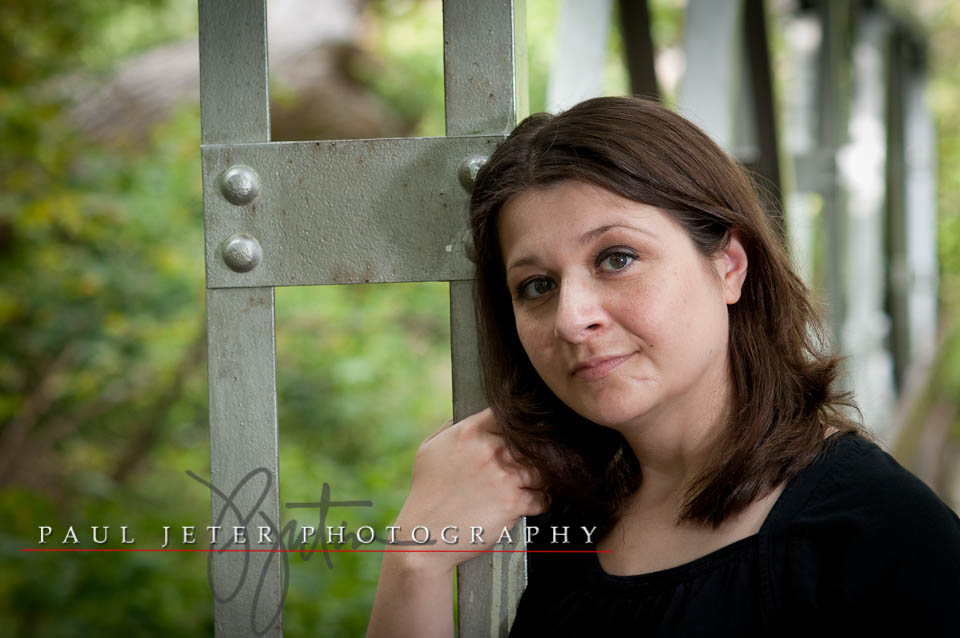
[186,467,422,636]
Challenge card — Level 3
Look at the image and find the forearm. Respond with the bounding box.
[367,553,454,638]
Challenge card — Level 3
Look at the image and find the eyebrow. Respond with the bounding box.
[581,223,656,244]
[505,223,656,274]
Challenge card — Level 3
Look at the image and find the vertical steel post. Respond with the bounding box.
[442,2,527,635]
[817,0,853,351]
[886,28,909,388]
[678,0,744,151]
[840,9,897,437]
[903,62,938,368]
[680,0,783,228]
[618,0,659,101]
[546,0,613,113]
[888,32,939,385]
[741,0,783,222]
[782,8,823,286]
[199,1,282,636]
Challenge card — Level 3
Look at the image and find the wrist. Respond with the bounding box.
[370,548,455,638]
[382,547,456,579]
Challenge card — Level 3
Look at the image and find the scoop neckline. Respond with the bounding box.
[588,531,761,587]
[588,432,857,586]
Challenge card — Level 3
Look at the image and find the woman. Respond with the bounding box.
[368,97,960,637]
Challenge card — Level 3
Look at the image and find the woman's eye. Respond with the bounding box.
[599,252,634,272]
[519,278,555,299]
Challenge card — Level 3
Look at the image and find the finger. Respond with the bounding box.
[472,407,503,436]
[518,488,549,516]
[495,448,542,488]
[515,465,543,490]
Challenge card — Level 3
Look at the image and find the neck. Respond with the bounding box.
[618,359,732,510]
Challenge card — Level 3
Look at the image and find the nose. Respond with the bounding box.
[553,276,607,343]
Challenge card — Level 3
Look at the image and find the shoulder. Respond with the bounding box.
[772,433,960,632]
[790,433,960,537]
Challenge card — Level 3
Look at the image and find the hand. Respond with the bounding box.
[368,409,545,638]
[391,408,547,574]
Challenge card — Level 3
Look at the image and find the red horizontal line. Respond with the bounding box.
[20,548,609,553]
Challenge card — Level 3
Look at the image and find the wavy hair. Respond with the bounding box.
[469,96,862,532]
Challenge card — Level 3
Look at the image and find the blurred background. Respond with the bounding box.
[1,0,958,635]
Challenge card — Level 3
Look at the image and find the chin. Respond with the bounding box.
[560,383,658,427]
[570,402,651,431]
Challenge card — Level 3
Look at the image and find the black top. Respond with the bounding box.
[510,434,960,637]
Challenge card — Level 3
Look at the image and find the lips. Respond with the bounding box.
[572,353,634,381]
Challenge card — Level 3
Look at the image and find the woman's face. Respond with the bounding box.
[498,180,747,433]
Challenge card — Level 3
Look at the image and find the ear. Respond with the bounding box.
[716,231,748,304]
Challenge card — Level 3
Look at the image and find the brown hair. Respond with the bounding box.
[469,96,862,532]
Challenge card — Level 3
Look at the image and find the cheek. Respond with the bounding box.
[617,273,717,350]
[614,279,672,344]
[513,313,539,356]
[514,314,557,373]
[662,283,729,358]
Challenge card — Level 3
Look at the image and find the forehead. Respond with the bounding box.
[497,181,670,256]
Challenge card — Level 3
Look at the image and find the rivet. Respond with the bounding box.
[221,233,262,272]
[219,165,260,205]
[458,155,488,192]
[461,228,477,263]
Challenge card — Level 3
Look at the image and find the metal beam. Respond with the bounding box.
[903,63,938,368]
[199,0,270,145]
[443,1,527,636]
[546,0,613,113]
[886,27,909,388]
[840,9,897,437]
[199,1,282,636]
[782,9,822,286]
[741,0,783,223]
[202,136,502,288]
[678,0,743,151]
[680,0,782,230]
[443,0,527,135]
[618,0,659,101]
[817,0,853,349]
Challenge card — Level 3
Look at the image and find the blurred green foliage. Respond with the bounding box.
[1,1,214,634]
[0,1,461,634]
[1,0,959,636]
